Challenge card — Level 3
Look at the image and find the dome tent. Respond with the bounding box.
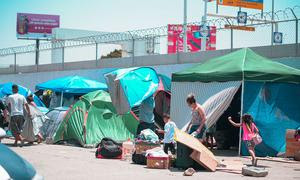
[53,90,138,147]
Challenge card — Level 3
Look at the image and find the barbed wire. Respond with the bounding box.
[0,6,299,56]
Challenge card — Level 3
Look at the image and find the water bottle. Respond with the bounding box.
[122,139,134,161]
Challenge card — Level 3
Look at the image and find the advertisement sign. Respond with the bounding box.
[17,13,60,39]
[167,24,216,54]
[217,0,264,10]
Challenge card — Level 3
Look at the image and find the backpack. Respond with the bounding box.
[132,151,147,165]
[95,138,122,159]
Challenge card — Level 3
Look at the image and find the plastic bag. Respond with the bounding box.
[253,134,262,145]
[140,129,159,143]
[146,147,168,158]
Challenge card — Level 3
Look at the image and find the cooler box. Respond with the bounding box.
[147,156,170,169]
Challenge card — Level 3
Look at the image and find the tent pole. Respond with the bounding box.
[60,92,64,107]
[238,80,244,156]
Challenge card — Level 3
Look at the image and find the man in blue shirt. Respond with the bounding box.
[136,95,155,135]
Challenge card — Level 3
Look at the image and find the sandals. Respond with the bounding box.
[252,158,258,167]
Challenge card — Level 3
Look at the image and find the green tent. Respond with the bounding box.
[53,90,138,147]
[172,48,300,83]
[171,48,300,157]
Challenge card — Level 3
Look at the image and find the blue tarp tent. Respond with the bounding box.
[0,82,45,107]
[105,67,159,115]
[35,76,107,94]
[243,82,300,156]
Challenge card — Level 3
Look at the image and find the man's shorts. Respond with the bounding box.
[10,115,25,135]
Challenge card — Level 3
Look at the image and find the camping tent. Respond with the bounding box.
[0,82,45,107]
[53,90,138,147]
[41,107,69,142]
[36,76,107,107]
[36,76,107,93]
[171,48,300,156]
[105,67,159,115]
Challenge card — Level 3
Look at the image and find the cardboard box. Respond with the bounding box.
[135,142,161,154]
[286,129,300,158]
[174,128,218,172]
[286,129,296,139]
[147,156,170,169]
[190,150,218,172]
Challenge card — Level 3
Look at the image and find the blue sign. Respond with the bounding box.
[237,11,247,24]
[273,32,283,44]
[193,25,210,39]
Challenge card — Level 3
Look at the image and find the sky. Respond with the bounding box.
[0,0,299,65]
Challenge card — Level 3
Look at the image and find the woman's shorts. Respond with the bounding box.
[189,125,207,139]
[245,140,255,148]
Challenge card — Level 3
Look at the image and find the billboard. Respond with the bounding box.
[17,13,60,39]
[167,24,216,54]
[217,0,263,10]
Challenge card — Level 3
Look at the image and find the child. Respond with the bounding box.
[228,114,260,166]
[158,114,177,155]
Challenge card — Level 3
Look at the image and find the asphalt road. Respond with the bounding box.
[2,139,300,180]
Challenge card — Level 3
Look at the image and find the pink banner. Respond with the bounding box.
[17,13,60,39]
[167,24,216,54]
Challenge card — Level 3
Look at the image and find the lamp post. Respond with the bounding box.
[183,0,188,52]
[201,0,208,51]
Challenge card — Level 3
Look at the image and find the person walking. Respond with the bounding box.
[185,93,207,141]
[228,114,260,166]
[21,94,44,144]
[0,99,8,129]
[7,84,31,147]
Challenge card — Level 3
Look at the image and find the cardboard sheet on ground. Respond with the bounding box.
[174,128,218,171]
[216,159,244,174]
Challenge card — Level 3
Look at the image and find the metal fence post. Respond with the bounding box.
[128,31,135,66]
[35,40,40,72]
[14,53,17,73]
[289,8,298,56]
[225,18,233,51]
[62,47,65,70]
[95,43,98,66]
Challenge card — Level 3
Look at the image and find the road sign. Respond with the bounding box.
[237,11,247,24]
[217,0,264,10]
[273,32,283,44]
[224,25,255,31]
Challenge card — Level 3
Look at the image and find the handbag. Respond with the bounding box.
[253,134,262,145]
